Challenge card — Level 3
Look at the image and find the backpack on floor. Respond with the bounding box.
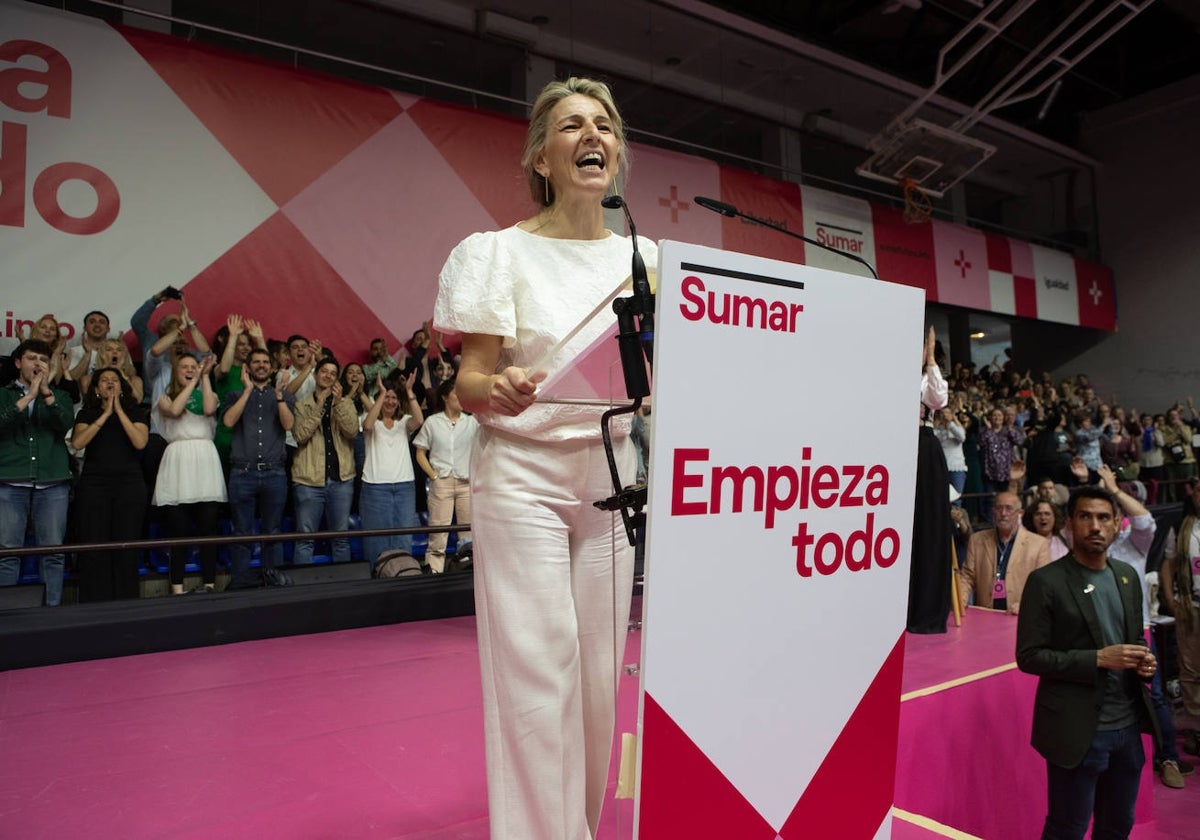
[374,549,423,578]
[446,539,473,573]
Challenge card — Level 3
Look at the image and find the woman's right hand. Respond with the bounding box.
[488,367,546,416]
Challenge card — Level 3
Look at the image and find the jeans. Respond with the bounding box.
[948,470,966,506]
[359,480,416,564]
[1043,723,1144,840]
[0,482,69,606]
[293,480,353,564]
[227,467,288,586]
[1148,631,1181,765]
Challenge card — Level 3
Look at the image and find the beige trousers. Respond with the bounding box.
[1177,614,1200,717]
[425,476,471,573]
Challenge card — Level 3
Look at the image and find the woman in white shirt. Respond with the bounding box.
[358,371,423,565]
[934,406,967,503]
[153,353,226,594]
[434,77,656,840]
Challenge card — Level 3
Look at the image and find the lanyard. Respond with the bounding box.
[996,532,1016,580]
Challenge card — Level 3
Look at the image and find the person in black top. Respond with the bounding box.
[71,367,150,601]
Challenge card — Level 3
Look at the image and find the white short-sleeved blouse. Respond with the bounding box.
[434,225,657,441]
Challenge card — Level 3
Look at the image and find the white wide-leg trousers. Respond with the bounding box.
[470,426,635,840]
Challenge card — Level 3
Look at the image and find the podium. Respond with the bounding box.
[629,241,925,839]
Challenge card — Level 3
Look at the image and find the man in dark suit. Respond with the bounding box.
[1016,485,1158,839]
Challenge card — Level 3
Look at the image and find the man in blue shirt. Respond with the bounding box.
[222,348,295,589]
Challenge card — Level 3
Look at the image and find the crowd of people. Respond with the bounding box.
[0,297,477,604]
[7,68,1198,837]
[932,356,1200,801]
[932,360,1200,518]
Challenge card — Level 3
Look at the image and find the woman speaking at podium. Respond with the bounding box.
[433,77,657,840]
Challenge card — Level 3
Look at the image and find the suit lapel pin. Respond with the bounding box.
[1121,575,1129,585]
[1084,584,1095,594]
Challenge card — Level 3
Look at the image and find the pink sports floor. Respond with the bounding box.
[0,605,1195,839]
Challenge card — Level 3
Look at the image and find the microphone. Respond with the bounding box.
[601,195,646,279]
[602,194,654,397]
[693,195,878,279]
[694,195,738,217]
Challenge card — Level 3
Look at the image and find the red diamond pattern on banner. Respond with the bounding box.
[873,204,936,295]
[1075,259,1117,331]
[1010,239,1038,319]
[406,100,533,228]
[778,633,906,839]
[718,167,804,264]
[119,27,403,207]
[640,693,778,840]
[181,210,398,363]
[985,230,1013,274]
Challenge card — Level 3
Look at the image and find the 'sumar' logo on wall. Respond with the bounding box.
[815,221,865,254]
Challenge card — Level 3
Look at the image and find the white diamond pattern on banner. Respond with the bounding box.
[988,268,1018,315]
[800,186,877,277]
[282,113,496,341]
[1032,243,1080,326]
[639,241,922,833]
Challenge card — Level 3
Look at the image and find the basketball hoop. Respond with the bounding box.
[857,118,995,198]
[900,178,933,224]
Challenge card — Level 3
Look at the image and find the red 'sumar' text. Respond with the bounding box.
[679,276,803,333]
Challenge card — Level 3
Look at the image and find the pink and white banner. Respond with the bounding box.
[0,1,1115,365]
[638,241,924,838]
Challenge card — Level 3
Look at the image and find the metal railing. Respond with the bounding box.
[0,523,469,559]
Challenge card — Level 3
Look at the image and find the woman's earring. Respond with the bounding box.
[544,175,550,206]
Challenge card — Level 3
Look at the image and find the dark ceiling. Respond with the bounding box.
[708,0,1200,146]
[30,0,1200,238]
[42,0,1200,155]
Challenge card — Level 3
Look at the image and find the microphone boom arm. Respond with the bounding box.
[693,195,878,279]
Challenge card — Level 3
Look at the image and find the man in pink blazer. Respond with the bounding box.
[960,490,1052,615]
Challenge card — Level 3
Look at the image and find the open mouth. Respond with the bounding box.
[576,152,605,171]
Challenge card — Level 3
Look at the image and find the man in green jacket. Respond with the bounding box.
[0,340,75,606]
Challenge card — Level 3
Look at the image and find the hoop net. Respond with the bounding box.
[900,178,933,223]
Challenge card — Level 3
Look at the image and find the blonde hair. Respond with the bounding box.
[521,77,627,207]
[166,353,199,400]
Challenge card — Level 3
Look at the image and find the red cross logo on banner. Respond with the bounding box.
[658,185,690,223]
[954,249,972,279]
